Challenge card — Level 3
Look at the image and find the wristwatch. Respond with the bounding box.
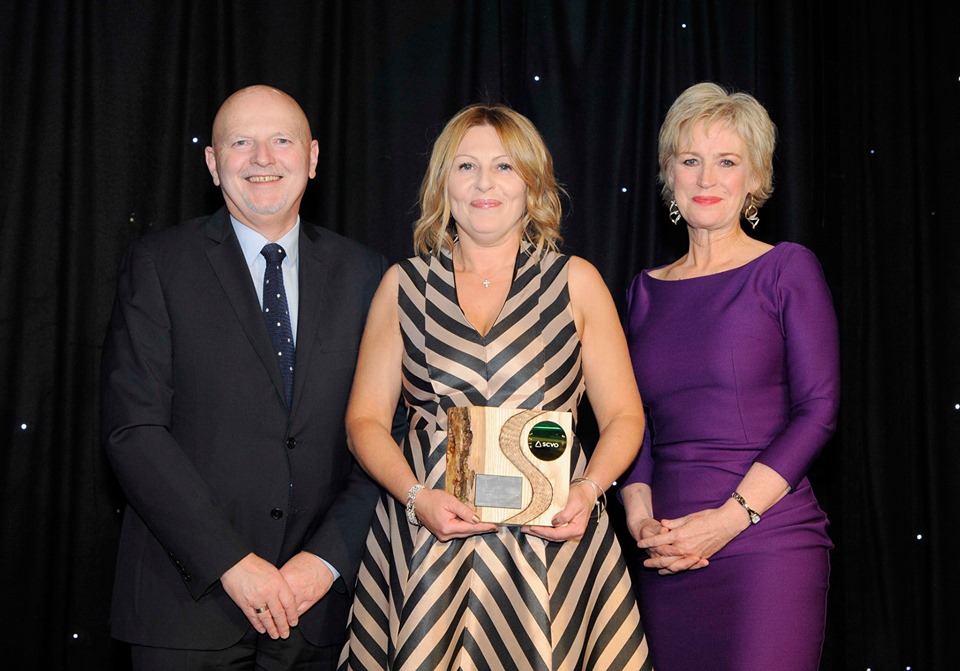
[731,491,761,524]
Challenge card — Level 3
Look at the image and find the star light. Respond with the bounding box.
[533,75,541,82]
[621,187,628,193]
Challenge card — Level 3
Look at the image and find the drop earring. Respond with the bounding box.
[669,200,682,225]
[744,195,759,230]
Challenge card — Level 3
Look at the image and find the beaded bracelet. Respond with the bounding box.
[570,476,607,519]
[405,484,425,526]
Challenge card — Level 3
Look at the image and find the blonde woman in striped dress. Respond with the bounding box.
[339,103,652,671]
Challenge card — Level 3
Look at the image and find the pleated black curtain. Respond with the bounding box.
[1,1,955,668]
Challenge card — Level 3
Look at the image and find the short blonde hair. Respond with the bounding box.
[413,104,564,258]
[658,82,777,209]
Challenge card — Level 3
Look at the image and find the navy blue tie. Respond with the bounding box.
[261,243,295,408]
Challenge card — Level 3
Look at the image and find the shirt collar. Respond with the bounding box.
[230,215,301,268]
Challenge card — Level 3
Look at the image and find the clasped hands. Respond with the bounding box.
[630,504,749,575]
[411,484,596,543]
[221,551,335,639]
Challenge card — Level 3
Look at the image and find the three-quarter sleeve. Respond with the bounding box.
[755,245,840,488]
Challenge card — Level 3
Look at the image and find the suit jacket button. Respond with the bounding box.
[271,508,284,520]
[286,437,297,449]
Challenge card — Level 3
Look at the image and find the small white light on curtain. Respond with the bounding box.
[681,23,688,28]
[621,187,628,193]
[533,75,541,82]
[20,423,27,430]
[192,137,199,143]
[916,534,923,540]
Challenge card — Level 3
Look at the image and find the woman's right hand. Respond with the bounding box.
[627,516,709,575]
[412,488,499,541]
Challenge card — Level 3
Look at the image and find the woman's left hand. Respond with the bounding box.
[637,503,749,574]
[521,481,595,542]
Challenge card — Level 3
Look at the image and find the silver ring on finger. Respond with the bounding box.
[255,605,269,615]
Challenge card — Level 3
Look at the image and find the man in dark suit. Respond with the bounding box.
[101,85,387,669]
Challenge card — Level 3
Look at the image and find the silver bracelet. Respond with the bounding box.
[405,484,425,526]
[571,476,607,519]
[731,491,761,524]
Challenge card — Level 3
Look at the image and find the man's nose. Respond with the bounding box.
[252,142,274,165]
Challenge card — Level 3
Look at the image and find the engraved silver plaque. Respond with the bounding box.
[474,474,523,509]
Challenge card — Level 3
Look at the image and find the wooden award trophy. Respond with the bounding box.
[445,407,572,526]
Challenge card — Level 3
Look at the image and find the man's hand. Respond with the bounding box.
[279,551,336,616]
[220,553,299,639]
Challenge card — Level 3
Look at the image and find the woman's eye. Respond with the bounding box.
[458,162,476,171]
[496,163,513,171]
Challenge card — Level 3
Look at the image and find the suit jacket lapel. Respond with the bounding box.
[291,222,329,416]
[204,209,287,407]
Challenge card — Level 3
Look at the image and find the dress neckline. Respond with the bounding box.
[442,244,526,339]
[644,242,786,283]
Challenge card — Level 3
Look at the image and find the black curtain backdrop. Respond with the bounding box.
[1,1,956,669]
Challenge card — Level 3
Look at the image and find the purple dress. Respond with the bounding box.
[622,242,839,671]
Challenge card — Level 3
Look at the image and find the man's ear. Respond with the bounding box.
[204,146,221,186]
[308,138,319,179]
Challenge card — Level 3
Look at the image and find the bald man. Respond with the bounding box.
[101,86,388,669]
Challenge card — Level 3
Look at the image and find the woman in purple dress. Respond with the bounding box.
[620,82,840,670]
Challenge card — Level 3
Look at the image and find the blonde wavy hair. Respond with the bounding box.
[658,82,777,211]
[412,104,564,259]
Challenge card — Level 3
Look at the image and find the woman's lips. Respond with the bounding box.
[692,196,721,204]
[471,199,501,208]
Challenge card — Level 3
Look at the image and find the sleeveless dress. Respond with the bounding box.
[621,242,840,671]
[340,247,651,671]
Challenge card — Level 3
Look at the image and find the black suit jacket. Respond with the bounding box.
[101,208,386,649]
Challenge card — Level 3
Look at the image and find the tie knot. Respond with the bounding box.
[261,243,286,266]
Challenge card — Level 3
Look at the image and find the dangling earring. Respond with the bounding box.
[669,200,682,225]
[744,195,759,230]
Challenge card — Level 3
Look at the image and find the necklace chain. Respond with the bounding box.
[455,246,514,288]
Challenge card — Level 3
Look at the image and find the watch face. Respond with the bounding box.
[750,512,761,524]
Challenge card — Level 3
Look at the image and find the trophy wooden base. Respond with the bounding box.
[446,406,572,526]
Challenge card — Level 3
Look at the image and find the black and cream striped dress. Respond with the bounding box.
[340,247,651,671]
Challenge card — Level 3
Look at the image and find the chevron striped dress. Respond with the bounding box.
[339,247,651,671]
